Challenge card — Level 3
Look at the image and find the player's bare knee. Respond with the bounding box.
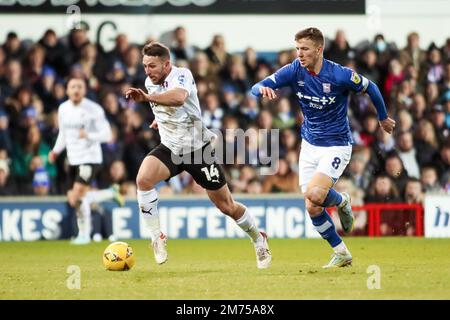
[136,174,154,190]
[304,186,327,205]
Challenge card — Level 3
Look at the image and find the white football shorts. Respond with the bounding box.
[299,139,352,193]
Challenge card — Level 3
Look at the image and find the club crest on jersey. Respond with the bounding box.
[323,83,331,93]
[351,72,361,84]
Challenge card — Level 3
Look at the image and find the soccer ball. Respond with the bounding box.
[103,241,135,271]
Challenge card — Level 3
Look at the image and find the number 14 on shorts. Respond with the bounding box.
[201,165,220,183]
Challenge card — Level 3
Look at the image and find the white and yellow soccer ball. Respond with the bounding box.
[103,242,135,271]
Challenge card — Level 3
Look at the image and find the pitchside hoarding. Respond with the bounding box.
[0,196,320,241]
[424,194,450,238]
[0,0,365,14]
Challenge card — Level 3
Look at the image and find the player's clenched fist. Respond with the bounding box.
[379,117,396,134]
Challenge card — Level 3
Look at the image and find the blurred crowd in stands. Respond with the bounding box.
[0,25,449,221]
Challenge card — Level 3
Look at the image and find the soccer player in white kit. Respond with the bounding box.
[49,78,124,244]
[125,42,272,269]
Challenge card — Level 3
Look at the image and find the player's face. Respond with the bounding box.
[66,79,86,104]
[295,38,323,69]
[143,55,170,85]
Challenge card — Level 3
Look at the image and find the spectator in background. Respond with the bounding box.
[190,51,220,92]
[393,79,414,110]
[433,142,450,184]
[371,126,396,172]
[170,26,199,62]
[202,91,224,130]
[364,174,403,236]
[325,29,354,65]
[235,92,259,128]
[442,90,450,127]
[365,173,401,203]
[404,178,424,204]
[357,48,380,84]
[32,166,51,196]
[425,82,440,107]
[107,33,130,65]
[247,178,263,194]
[0,47,5,79]
[272,98,295,130]
[2,32,26,61]
[396,109,414,133]
[77,42,102,91]
[231,165,257,193]
[354,112,379,147]
[38,29,66,78]
[0,157,17,195]
[35,66,58,113]
[439,60,450,93]
[399,32,426,70]
[423,46,444,84]
[279,128,298,159]
[11,124,55,192]
[429,104,449,145]
[0,108,12,153]
[343,151,372,191]
[0,59,23,105]
[410,93,427,122]
[243,47,260,81]
[384,58,404,100]
[204,34,231,73]
[402,177,425,236]
[414,119,439,166]
[384,152,409,195]
[262,158,299,193]
[420,166,443,193]
[123,45,146,86]
[222,54,250,95]
[395,130,420,179]
[62,28,90,74]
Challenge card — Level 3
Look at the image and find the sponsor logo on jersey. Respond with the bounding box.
[178,75,185,85]
[296,92,336,106]
[298,81,305,87]
[350,72,361,84]
[323,83,331,93]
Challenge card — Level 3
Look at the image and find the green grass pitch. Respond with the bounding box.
[1,237,449,299]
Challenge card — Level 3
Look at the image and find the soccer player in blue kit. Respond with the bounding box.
[251,27,396,268]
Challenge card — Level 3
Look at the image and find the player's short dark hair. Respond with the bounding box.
[141,41,170,60]
[295,27,324,46]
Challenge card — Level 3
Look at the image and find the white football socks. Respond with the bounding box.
[84,188,115,204]
[236,207,263,244]
[78,198,92,239]
[137,189,161,242]
[333,241,350,255]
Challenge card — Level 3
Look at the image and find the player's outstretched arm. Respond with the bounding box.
[126,87,188,107]
[125,88,150,102]
[365,80,396,134]
[251,62,295,100]
[251,83,277,100]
